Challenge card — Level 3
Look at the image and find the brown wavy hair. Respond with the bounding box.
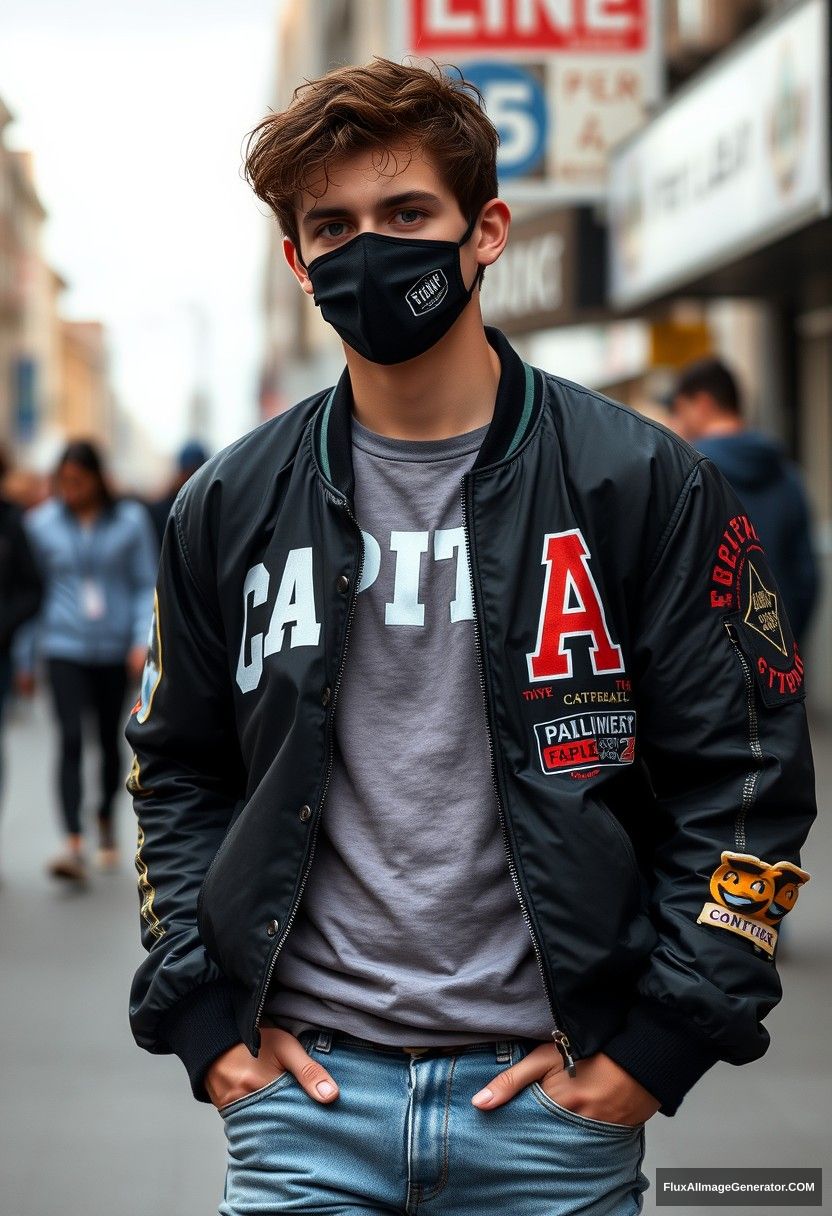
[243,56,499,255]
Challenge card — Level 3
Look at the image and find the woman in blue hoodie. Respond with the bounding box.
[16,441,158,883]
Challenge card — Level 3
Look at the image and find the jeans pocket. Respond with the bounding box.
[528,1081,644,1137]
[218,1068,294,1118]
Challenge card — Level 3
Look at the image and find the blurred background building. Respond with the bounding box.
[0,94,120,494]
[259,0,832,715]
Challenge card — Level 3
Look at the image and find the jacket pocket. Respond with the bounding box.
[590,794,641,889]
[724,611,805,710]
[196,796,246,955]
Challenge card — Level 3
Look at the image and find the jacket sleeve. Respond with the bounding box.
[602,456,817,1115]
[0,506,43,651]
[125,481,247,1101]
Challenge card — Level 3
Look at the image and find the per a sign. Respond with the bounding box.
[410,0,649,53]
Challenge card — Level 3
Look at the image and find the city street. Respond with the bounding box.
[1,689,829,1216]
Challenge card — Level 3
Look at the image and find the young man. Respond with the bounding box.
[126,59,816,1215]
[671,357,819,647]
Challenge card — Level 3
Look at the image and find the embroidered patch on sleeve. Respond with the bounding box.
[696,850,810,956]
[709,515,804,706]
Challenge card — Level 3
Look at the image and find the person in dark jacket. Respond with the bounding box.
[672,357,820,644]
[125,60,816,1216]
[0,446,43,810]
[147,440,209,547]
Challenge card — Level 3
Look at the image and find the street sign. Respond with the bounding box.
[461,60,547,178]
[410,0,649,53]
[608,0,831,308]
[392,0,663,203]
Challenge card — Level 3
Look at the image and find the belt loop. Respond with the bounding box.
[495,1039,512,1063]
[314,1028,333,1053]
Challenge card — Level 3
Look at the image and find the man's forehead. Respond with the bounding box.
[296,145,449,217]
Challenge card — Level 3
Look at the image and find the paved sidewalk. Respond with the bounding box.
[0,691,828,1216]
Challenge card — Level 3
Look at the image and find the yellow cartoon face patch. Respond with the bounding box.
[708,855,779,917]
[697,851,810,956]
[760,863,810,927]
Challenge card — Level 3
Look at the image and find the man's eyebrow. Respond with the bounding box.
[301,190,442,225]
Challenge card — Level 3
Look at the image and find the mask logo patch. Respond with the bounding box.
[406,269,448,315]
[696,850,810,956]
[533,710,636,775]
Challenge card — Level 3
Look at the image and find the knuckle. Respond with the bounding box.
[494,1066,520,1092]
[298,1059,325,1086]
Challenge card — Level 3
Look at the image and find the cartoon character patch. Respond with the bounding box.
[710,514,805,707]
[135,591,162,725]
[696,850,810,956]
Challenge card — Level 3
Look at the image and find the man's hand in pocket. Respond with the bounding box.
[205,1027,340,1110]
[471,1044,660,1127]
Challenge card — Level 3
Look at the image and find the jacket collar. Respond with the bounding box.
[311,325,543,501]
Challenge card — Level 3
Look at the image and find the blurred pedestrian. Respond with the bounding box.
[15,440,158,883]
[672,357,820,645]
[0,446,43,816]
[147,440,209,546]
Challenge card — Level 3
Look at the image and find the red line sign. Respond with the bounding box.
[410,0,648,54]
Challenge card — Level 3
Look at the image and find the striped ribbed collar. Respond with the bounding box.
[311,325,543,500]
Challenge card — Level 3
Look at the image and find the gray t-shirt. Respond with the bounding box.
[263,414,552,1044]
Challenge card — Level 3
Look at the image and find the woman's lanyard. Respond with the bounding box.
[71,513,107,621]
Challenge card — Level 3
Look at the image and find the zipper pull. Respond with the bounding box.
[553,1030,577,1077]
[724,619,738,644]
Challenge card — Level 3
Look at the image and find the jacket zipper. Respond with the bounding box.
[460,473,576,1077]
[251,489,365,1040]
[723,619,763,853]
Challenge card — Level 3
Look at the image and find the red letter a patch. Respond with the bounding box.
[527,529,624,681]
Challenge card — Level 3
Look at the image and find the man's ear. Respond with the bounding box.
[475,198,511,272]
[284,236,314,296]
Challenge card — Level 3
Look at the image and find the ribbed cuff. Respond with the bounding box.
[159,980,244,1103]
[601,1000,721,1117]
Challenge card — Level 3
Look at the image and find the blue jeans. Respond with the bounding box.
[218,1026,649,1215]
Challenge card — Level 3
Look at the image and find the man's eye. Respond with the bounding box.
[319,221,348,238]
[396,209,424,224]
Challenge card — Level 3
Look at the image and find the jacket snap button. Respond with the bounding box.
[321,686,331,706]
[266,919,280,937]
[299,804,312,822]
[337,573,350,593]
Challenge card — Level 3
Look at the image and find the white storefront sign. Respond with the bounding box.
[608,0,832,308]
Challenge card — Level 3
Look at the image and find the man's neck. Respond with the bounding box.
[343,309,500,440]
[700,416,744,437]
[73,504,103,526]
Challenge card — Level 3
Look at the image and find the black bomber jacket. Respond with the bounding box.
[125,327,817,1117]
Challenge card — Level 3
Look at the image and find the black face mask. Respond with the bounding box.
[300,216,480,365]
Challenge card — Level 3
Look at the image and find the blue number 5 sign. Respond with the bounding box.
[460,61,547,179]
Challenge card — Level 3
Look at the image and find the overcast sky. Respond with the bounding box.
[1,0,284,472]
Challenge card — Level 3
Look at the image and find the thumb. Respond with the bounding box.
[276,1034,340,1104]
